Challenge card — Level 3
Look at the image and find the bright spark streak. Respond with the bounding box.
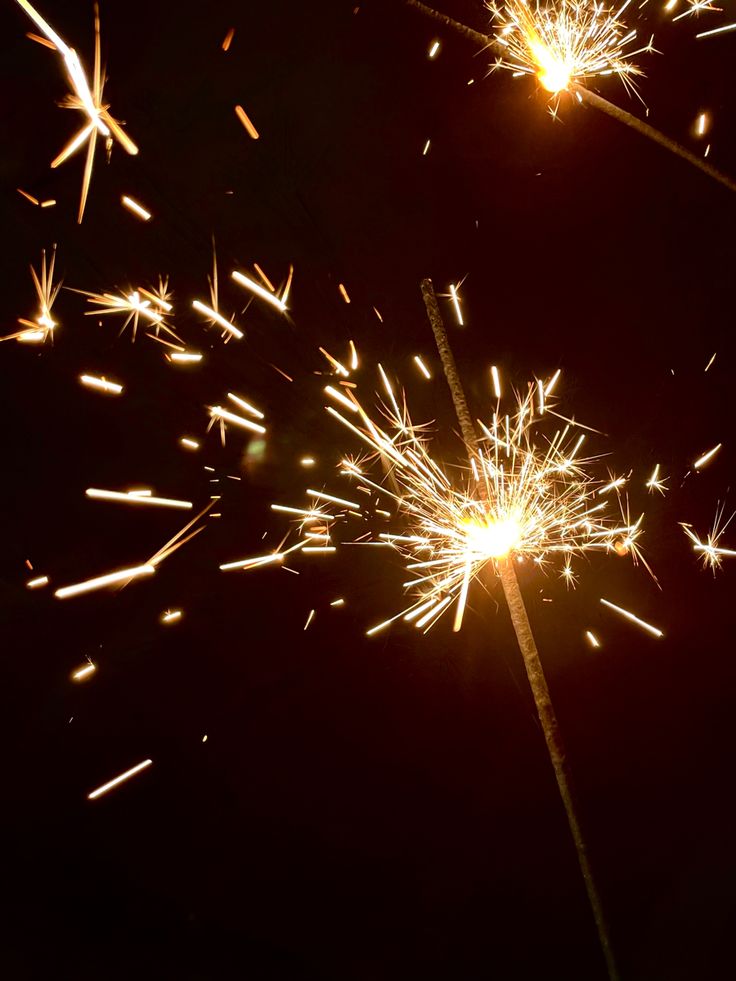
[121,195,152,221]
[600,598,663,637]
[161,609,182,623]
[682,504,736,572]
[428,39,441,58]
[330,598,345,607]
[302,546,337,554]
[209,406,266,434]
[696,21,736,38]
[704,352,717,372]
[585,630,600,648]
[319,349,350,377]
[449,284,464,325]
[170,352,203,364]
[234,104,259,138]
[56,563,155,599]
[87,759,152,800]
[222,27,235,51]
[646,463,667,495]
[180,438,200,450]
[695,112,708,136]
[339,283,351,304]
[26,575,49,589]
[304,609,316,630]
[72,662,96,680]
[545,369,561,397]
[349,339,359,370]
[228,392,264,419]
[491,365,502,399]
[231,269,286,311]
[422,139,431,155]
[693,443,722,470]
[325,384,358,412]
[307,489,360,510]
[85,488,193,510]
[79,374,123,394]
[192,300,243,339]
[414,355,432,379]
[301,457,316,467]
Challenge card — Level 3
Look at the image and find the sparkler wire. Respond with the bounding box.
[405,0,736,195]
[420,278,619,981]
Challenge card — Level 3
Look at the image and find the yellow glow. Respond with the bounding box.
[462,513,523,559]
[531,41,571,93]
[121,195,151,221]
[55,563,155,599]
[72,662,96,681]
[79,373,123,394]
[88,759,152,800]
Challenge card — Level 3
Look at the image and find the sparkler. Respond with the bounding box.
[404,0,736,194]
[15,1,139,222]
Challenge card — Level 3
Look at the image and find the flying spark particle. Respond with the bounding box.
[26,575,49,589]
[449,283,464,325]
[422,139,431,155]
[585,630,601,648]
[79,374,123,395]
[235,104,259,139]
[696,21,736,39]
[231,269,287,312]
[330,598,345,607]
[72,662,96,681]
[161,609,183,624]
[693,443,722,470]
[414,355,431,379]
[704,352,717,372]
[180,438,199,451]
[169,352,203,364]
[222,26,235,51]
[56,563,156,599]
[339,283,351,304]
[121,195,152,221]
[304,609,316,630]
[87,759,152,800]
[85,488,193,510]
[491,365,502,399]
[428,39,441,58]
[695,112,708,137]
[300,457,316,467]
[600,598,663,637]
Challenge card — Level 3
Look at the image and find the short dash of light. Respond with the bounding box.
[87,759,152,800]
[414,355,431,379]
[222,27,235,51]
[428,40,440,58]
[491,365,502,399]
[585,631,600,649]
[180,437,199,451]
[161,609,183,624]
[72,662,96,681]
[449,283,463,325]
[695,112,708,137]
[330,598,345,607]
[304,609,315,630]
[80,374,123,395]
[300,456,316,467]
[235,104,259,139]
[600,598,663,638]
[121,195,152,221]
[26,575,49,589]
[169,351,203,364]
[693,443,722,470]
[422,139,431,155]
[338,283,351,304]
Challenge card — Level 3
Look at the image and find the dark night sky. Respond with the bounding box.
[1,1,735,978]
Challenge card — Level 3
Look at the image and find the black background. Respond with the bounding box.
[1,1,735,977]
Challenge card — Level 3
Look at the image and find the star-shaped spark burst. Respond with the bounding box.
[681,502,736,573]
[192,246,245,343]
[1,247,61,345]
[488,0,656,98]
[72,277,182,346]
[16,1,138,222]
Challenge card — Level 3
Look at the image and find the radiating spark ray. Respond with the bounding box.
[85,488,193,509]
[56,563,155,599]
[121,195,151,221]
[600,598,663,637]
[232,269,286,311]
[87,759,152,800]
[693,443,721,469]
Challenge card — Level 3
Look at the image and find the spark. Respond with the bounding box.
[56,563,155,599]
[349,339,359,370]
[681,503,736,573]
[227,392,264,419]
[304,609,316,630]
[231,268,288,312]
[488,0,655,96]
[704,351,717,372]
[423,139,431,155]
[16,1,138,222]
[85,488,193,510]
[491,365,502,399]
[1,247,61,345]
[87,759,152,800]
[545,369,561,397]
[209,406,266,435]
[693,442,721,470]
[449,283,464,325]
[319,348,350,377]
[222,27,235,51]
[79,373,123,395]
[330,598,346,607]
[585,630,600,648]
[161,609,183,624]
[74,283,176,343]
[428,39,441,57]
[26,575,49,589]
[695,112,709,137]
[600,598,663,637]
[235,104,259,139]
[121,195,152,221]
[300,456,316,467]
[72,662,96,681]
[414,355,432,379]
[696,21,736,38]
[339,283,351,304]
[645,463,668,494]
[169,352,203,364]
[180,438,200,450]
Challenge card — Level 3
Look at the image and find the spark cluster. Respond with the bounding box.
[488,0,654,95]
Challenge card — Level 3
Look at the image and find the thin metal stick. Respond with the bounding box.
[405,0,736,195]
[420,278,620,981]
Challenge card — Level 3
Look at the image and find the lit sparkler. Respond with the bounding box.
[488,0,655,96]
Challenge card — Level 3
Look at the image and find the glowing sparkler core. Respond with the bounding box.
[461,511,523,559]
[489,0,653,95]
